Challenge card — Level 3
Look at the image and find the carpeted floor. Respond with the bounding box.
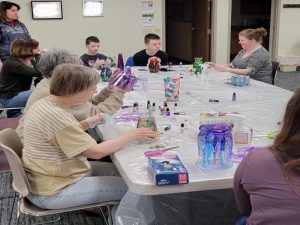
[275,70,300,92]
[0,171,104,225]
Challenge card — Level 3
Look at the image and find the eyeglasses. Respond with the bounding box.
[7,9,18,13]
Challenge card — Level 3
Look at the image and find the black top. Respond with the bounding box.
[80,53,113,69]
[0,56,42,99]
[133,49,169,66]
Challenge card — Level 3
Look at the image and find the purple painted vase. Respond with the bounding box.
[197,123,233,169]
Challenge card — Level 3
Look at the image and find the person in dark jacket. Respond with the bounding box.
[80,36,113,70]
[0,1,31,62]
[0,38,42,117]
[133,33,169,66]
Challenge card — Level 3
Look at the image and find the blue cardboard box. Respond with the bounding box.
[148,155,189,186]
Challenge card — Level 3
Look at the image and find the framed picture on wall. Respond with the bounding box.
[83,0,104,17]
[31,1,63,19]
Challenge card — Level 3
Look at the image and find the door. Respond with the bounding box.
[230,0,272,60]
[192,0,212,62]
[166,0,212,63]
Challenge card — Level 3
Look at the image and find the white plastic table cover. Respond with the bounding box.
[96,65,293,196]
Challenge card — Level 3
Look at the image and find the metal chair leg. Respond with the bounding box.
[99,205,114,225]
[8,191,17,225]
[106,205,113,225]
[100,207,109,225]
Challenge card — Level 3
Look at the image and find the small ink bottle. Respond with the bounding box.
[165,107,170,116]
[180,123,185,134]
[232,92,236,101]
[164,124,171,131]
[152,102,156,112]
[163,102,168,110]
[133,102,139,112]
[174,103,178,114]
[179,62,183,70]
[159,106,165,115]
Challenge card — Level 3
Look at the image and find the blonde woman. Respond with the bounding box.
[208,27,272,84]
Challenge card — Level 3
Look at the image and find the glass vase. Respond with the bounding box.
[197,123,233,169]
[193,57,203,74]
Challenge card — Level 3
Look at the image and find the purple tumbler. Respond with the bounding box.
[117,53,124,71]
[197,123,233,169]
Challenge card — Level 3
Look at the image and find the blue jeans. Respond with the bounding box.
[0,90,31,117]
[235,216,248,225]
[28,161,128,209]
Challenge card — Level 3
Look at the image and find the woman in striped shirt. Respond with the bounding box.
[208,27,272,84]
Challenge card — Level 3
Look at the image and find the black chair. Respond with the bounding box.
[271,61,279,85]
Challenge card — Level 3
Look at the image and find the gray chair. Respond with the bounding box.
[0,128,119,225]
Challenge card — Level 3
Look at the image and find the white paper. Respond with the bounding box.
[83,0,103,17]
[141,0,155,27]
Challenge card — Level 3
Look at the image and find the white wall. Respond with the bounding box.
[212,0,231,64]
[276,0,300,59]
[212,0,300,64]
[16,0,300,64]
[18,0,164,61]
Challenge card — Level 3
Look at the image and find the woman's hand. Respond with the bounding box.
[128,128,161,141]
[109,85,126,94]
[86,114,105,128]
[214,64,230,72]
[205,62,215,67]
[108,68,124,92]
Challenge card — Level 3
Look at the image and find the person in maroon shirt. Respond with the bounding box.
[234,87,300,225]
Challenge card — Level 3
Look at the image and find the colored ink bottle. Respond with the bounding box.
[152,102,156,112]
[164,124,171,131]
[180,123,185,134]
[232,92,236,101]
[163,102,168,110]
[133,102,139,112]
[159,106,165,115]
[165,107,170,116]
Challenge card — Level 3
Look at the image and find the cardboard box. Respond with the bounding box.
[280,64,297,72]
[148,155,189,186]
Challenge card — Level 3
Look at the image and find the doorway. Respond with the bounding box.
[230,0,272,60]
[165,0,213,64]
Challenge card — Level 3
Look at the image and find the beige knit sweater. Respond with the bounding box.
[16,78,124,142]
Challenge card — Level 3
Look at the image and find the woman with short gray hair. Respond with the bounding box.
[16,48,125,142]
[22,63,160,210]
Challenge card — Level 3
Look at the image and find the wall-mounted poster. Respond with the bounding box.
[141,0,154,26]
[31,1,63,19]
[83,0,104,17]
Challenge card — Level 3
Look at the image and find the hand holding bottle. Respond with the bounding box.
[128,127,160,141]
